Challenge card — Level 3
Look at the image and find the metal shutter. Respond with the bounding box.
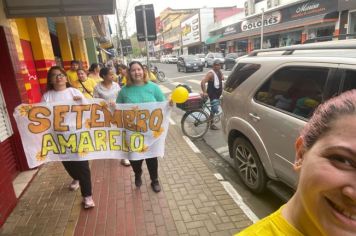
[0,86,13,142]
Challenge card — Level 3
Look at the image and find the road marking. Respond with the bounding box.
[169,73,205,80]
[187,80,201,85]
[159,85,171,94]
[216,146,229,153]
[183,136,201,153]
[214,173,224,181]
[171,82,181,86]
[169,118,176,125]
[220,181,260,223]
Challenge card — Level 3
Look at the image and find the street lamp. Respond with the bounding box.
[260,8,264,49]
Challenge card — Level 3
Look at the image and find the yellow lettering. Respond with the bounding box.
[57,134,77,154]
[109,130,121,151]
[41,133,59,156]
[130,133,144,152]
[94,130,107,151]
[122,130,129,152]
[78,131,95,153]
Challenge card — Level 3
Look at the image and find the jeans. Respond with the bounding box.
[210,99,220,115]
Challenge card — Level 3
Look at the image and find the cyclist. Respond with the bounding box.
[200,59,223,130]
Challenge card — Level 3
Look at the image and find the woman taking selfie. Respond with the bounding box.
[116,61,166,192]
[237,89,356,236]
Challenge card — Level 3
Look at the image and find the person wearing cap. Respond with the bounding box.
[201,59,223,130]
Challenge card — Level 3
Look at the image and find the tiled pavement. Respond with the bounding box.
[0,124,252,236]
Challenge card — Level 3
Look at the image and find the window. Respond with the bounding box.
[254,67,330,119]
[341,70,356,93]
[224,63,261,92]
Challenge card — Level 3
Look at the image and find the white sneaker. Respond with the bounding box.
[121,159,131,166]
[83,196,95,209]
[69,180,79,191]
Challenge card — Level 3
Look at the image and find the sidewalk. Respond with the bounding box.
[0,124,252,236]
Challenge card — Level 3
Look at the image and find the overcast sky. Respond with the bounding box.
[109,0,244,36]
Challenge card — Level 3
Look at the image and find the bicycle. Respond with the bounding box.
[178,94,222,140]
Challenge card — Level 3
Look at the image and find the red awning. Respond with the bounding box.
[164,43,173,49]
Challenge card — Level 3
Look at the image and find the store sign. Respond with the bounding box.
[241,11,282,32]
[223,24,237,36]
[283,0,338,21]
[181,14,200,46]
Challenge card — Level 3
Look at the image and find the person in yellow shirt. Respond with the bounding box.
[76,68,97,98]
[118,64,128,86]
[143,64,158,83]
[88,63,102,84]
[66,60,80,88]
[236,90,356,236]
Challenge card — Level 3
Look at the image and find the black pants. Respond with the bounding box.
[130,157,158,182]
[62,161,92,197]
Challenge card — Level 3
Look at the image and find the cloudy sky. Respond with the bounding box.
[109,0,244,36]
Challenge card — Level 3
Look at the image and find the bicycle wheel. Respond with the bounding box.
[181,109,210,140]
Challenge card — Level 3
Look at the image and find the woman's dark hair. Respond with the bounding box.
[99,67,112,79]
[46,66,70,90]
[126,61,148,86]
[89,63,99,72]
[300,89,356,149]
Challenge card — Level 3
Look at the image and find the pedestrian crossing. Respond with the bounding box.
[159,79,201,95]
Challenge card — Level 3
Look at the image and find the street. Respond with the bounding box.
[153,62,284,219]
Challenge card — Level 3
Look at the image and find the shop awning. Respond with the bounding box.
[4,0,115,18]
[217,12,338,43]
[205,34,223,45]
[164,43,173,49]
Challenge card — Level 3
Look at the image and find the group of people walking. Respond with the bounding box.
[41,59,166,209]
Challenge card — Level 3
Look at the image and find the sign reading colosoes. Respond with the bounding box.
[241,11,282,32]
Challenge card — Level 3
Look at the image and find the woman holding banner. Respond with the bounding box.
[116,61,166,193]
[42,66,95,209]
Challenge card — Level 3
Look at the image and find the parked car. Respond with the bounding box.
[205,52,225,68]
[196,53,206,64]
[160,55,168,63]
[167,55,178,64]
[221,40,356,198]
[177,55,204,72]
[224,53,239,71]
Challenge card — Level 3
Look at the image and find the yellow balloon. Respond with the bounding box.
[171,87,189,104]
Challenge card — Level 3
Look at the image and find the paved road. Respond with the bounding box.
[152,62,284,219]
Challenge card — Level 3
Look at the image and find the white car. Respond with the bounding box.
[167,55,178,64]
[160,55,168,63]
[196,53,206,64]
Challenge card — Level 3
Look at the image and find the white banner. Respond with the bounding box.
[13,99,171,168]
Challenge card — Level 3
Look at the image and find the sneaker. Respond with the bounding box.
[210,124,219,130]
[121,159,131,166]
[83,196,95,209]
[151,181,161,193]
[69,180,79,191]
[135,175,142,187]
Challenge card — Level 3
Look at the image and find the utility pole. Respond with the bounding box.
[115,8,125,63]
[260,8,264,49]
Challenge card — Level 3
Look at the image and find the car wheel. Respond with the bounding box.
[232,137,267,193]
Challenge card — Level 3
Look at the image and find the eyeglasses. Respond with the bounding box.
[53,73,65,79]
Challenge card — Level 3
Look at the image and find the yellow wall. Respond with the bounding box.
[15,19,30,41]
[56,22,73,62]
[26,18,54,61]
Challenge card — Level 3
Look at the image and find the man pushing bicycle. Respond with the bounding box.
[200,59,224,130]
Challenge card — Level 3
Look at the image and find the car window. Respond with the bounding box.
[224,63,261,93]
[341,70,356,93]
[255,67,329,119]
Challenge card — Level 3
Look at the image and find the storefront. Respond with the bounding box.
[216,0,339,51]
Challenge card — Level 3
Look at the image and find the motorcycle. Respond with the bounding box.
[150,64,166,82]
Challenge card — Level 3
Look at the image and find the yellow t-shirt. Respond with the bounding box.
[121,76,127,86]
[88,73,102,84]
[66,70,79,88]
[236,206,304,236]
[148,72,157,82]
[77,78,97,99]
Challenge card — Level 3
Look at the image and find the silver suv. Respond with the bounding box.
[221,40,356,195]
